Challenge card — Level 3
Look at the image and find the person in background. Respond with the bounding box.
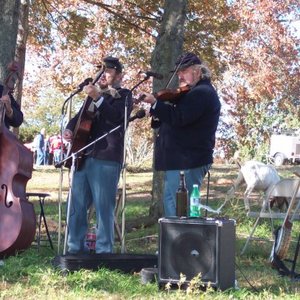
[50,133,64,165]
[63,56,133,254]
[44,135,50,165]
[35,128,46,166]
[140,52,221,216]
[0,84,23,129]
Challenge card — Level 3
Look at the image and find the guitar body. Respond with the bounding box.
[270,179,300,263]
[274,222,292,260]
[64,97,94,169]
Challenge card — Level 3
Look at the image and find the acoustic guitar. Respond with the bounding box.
[64,69,104,169]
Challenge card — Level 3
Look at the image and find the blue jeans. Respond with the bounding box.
[163,164,211,217]
[36,149,44,165]
[67,158,121,254]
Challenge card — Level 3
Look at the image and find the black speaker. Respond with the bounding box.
[158,217,235,291]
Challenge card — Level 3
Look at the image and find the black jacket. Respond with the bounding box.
[150,79,220,171]
[1,84,23,129]
[66,88,132,164]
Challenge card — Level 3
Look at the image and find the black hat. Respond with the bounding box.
[103,56,123,73]
[174,52,202,71]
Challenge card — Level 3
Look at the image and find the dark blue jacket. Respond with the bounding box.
[1,84,23,129]
[150,79,220,171]
[66,88,132,164]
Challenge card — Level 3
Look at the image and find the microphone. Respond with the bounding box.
[139,71,163,80]
[128,109,146,122]
[77,77,93,91]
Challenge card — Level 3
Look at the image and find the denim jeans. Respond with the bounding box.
[36,149,44,165]
[67,158,121,254]
[163,164,211,217]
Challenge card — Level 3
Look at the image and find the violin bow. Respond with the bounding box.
[164,55,184,89]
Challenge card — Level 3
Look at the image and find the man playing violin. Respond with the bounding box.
[0,84,23,129]
[63,56,133,254]
[141,52,221,216]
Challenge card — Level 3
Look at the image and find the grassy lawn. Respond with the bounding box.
[0,163,299,299]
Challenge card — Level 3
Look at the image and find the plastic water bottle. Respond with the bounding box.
[189,184,201,217]
[86,225,96,251]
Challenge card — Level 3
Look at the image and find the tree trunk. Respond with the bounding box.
[0,0,21,135]
[149,0,187,219]
[0,0,20,82]
[15,0,29,106]
[13,0,29,136]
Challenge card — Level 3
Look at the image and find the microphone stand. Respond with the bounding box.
[120,76,150,253]
[57,74,149,255]
[57,88,82,254]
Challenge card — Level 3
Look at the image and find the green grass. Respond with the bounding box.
[1,164,300,299]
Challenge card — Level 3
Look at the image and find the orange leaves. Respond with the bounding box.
[218,0,300,154]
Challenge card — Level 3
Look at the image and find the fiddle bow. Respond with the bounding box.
[137,55,190,103]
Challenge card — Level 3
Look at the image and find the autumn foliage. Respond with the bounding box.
[18,0,300,160]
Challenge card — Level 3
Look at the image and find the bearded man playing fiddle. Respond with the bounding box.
[140,52,221,217]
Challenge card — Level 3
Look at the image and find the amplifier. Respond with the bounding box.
[158,217,236,291]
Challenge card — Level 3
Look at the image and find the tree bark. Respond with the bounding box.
[15,0,29,106]
[0,0,21,135]
[149,0,187,219]
[0,0,20,82]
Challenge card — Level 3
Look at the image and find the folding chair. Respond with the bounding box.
[241,178,300,254]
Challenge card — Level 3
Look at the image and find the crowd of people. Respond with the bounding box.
[24,130,67,166]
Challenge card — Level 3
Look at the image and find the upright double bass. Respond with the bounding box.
[0,62,36,258]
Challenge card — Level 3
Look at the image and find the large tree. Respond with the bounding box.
[148,0,187,217]
[14,0,300,223]
[18,0,233,219]
[0,0,20,91]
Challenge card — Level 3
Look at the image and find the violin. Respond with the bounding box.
[136,85,190,104]
[155,85,190,102]
[137,59,191,104]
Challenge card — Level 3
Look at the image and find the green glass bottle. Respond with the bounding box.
[189,184,201,217]
[176,171,188,217]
